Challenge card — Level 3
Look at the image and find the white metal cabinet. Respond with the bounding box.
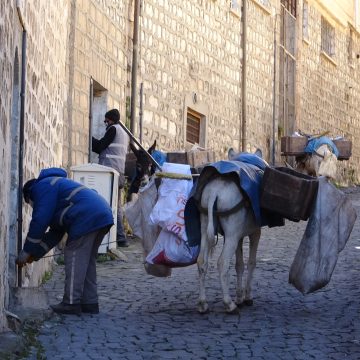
[70,163,119,253]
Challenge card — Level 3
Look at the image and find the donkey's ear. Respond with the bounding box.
[148,140,156,154]
[254,148,263,158]
[129,142,139,156]
[228,148,237,160]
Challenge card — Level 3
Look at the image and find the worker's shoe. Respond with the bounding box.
[50,302,81,315]
[81,303,99,314]
[117,237,129,247]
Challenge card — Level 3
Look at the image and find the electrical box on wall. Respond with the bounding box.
[70,163,119,254]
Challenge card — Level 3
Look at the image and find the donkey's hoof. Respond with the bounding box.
[226,305,240,315]
[243,299,254,306]
[197,301,209,314]
[225,301,239,314]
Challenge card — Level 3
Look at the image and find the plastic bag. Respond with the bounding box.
[289,177,357,294]
[124,179,171,277]
[149,162,193,241]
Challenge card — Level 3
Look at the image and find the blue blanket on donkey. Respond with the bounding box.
[304,136,339,158]
[184,153,284,247]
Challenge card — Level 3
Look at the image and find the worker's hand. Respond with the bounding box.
[15,250,34,267]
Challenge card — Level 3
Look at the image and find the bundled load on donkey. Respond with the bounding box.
[123,129,356,312]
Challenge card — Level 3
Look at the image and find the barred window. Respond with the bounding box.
[281,0,297,17]
[321,17,335,57]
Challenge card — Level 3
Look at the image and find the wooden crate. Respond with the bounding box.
[281,136,307,156]
[333,140,352,160]
[187,151,209,167]
[260,167,319,222]
[166,152,188,164]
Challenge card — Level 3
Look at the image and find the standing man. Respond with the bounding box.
[16,167,114,315]
[92,108,130,247]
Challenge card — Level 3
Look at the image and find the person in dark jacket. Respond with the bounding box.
[92,108,130,247]
[16,167,114,315]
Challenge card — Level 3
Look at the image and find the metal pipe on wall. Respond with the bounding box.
[88,77,93,161]
[241,0,247,152]
[272,16,278,165]
[16,2,26,288]
[130,0,141,135]
[139,82,143,144]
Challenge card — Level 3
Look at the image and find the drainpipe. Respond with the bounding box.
[272,15,278,165]
[16,1,26,287]
[241,0,247,152]
[130,0,141,135]
[88,77,93,161]
[139,82,143,144]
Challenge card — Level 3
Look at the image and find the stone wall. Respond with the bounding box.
[18,0,69,286]
[138,0,244,159]
[136,0,281,162]
[0,0,69,313]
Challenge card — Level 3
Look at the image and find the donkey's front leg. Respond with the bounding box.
[244,229,261,305]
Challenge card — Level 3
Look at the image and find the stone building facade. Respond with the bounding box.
[0,0,68,331]
[0,0,359,331]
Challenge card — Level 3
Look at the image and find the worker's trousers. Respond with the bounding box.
[63,227,109,305]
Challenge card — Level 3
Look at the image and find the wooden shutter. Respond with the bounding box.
[186,109,201,144]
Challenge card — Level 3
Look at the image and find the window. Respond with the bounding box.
[281,0,297,17]
[186,109,201,145]
[256,0,270,7]
[321,17,335,57]
[302,1,309,41]
[230,0,241,16]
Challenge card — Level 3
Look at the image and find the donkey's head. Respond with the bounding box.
[295,144,337,179]
[128,140,157,197]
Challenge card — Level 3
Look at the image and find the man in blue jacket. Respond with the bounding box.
[16,167,114,315]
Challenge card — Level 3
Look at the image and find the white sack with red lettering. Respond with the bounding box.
[145,228,200,267]
[149,162,193,242]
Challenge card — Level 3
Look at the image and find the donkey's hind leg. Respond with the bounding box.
[243,229,261,306]
[218,234,239,314]
[197,214,210,314]
[235,237,245,305]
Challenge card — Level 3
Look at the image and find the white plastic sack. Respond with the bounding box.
[124,179,172,277]
[146,228,200,267]
[149,162,193,241]
[289,177,357,294]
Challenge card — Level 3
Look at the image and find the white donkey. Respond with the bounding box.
[197,149,262,314]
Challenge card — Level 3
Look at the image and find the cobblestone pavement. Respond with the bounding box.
[26,188,360,359]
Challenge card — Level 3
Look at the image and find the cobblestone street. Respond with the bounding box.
[26,188,360,360]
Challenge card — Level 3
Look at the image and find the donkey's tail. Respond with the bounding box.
[206,190,217,250]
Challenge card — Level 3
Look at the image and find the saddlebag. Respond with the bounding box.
[260,167,319,222]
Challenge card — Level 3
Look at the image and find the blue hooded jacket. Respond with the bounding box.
[23,167,114,258]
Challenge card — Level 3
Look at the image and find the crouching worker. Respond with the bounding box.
[16,167,114,315]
